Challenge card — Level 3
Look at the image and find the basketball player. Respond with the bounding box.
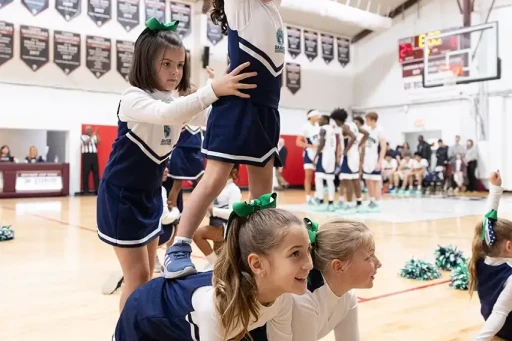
[165,0,286,278]
[382,151,398,191]
[330,108,368,214]
[408,152,429,195]
[362,112,386,212]
[310,115,337,212]
[297,109,320,203]
[393,152,413,195]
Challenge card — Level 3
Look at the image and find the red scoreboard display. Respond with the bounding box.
[399,29,461,78]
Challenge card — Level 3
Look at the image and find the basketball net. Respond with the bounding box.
[439,64,463,88]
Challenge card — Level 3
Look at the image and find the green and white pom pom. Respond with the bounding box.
[450,261,469,290]
[399,258,442,281]
[0,225,14,241]
[434,245,466,271]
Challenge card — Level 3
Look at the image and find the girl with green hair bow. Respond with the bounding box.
[468,171,512,341]
[248,217,381,341]
[113,192,313,341]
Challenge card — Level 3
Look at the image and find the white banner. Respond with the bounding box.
[15,171,63,192]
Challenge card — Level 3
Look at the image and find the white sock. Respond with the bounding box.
[206,252,217,265]
[327,179,335,202]
[173,237,192,245]
[306,194,311,202]
[315,175,324,200]
[370,197,375,203]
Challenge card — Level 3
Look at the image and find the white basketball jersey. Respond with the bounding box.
[363,124,384,172]
[344,122,360,158]
[303,122,320,160]
[320,124,336,173]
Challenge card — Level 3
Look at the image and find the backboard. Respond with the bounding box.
[422,21,500,88]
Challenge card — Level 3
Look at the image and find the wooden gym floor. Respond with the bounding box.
[0,189,508,341]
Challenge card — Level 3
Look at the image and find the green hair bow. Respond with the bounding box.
[224,193,277,239]
[304,218,319,244]
[145,17,179,32]
[482,209,498,246]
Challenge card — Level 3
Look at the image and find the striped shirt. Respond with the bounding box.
[81,134,98,153]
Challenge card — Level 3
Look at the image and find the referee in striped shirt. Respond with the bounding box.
[81,125,100,195]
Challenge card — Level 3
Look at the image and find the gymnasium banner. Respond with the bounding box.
[117,0,140,32]
[304,30,318,62]
[88,0,112,27]
[86,35,111,78]
[55,0,81,21]
[0,21,13,67]
[286,26,301,59]
[337,37,350,67]
[285,62,301,95]
[0,0,12,9]
[206,16,223,46]
[170,2,191,39]
[22,0,48,15]
[54,30,81,75]
[321,33,334,64]
[20,25,49,72]
[144,0,165,22]
[116,40,133,81]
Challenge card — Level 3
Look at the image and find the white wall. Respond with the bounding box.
[352,0,512,188]
[0,128,48,161]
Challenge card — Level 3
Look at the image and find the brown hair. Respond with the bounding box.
[210,0,228,35]
[468,218,512,296]
[365,111,379,121]
[312,218,374,271]
[129,29,190,93]
[213,208,303,341]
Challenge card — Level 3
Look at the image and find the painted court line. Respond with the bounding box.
[2,204,453,299]
[357,279,451,303]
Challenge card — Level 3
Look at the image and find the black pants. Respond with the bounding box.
[82,153,99,192]
[467,160,478,191]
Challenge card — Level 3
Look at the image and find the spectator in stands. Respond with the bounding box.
[25,146,45,163]
[81,126,101,195]
[0,145,14,162]
[449,135,466,162]
[401,142,411,158]
[416,135,432,166]
[465,139,478,192]
[436,139,449,167]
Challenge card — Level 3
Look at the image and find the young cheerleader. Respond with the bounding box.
[248,217,381,341]
[297,109,321,204]
[469,171,512,341]
[165,0,286,278]
[193,164,242,271]
[113,193,313,341]
[96,17,256,312]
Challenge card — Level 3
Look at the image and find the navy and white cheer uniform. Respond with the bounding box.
[96,85,217,248]
[302,122,320,170]
[114,271,293,341]
[209,178,241,229]
[248,269,359,341]
[315,125,337,180]
[474,185,512,341]
[202,0,285,167]
[339,122,360,180]
[362,124,385,181]
[169,125,205,180]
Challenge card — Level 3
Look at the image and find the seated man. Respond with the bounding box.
[408,152,429,194]
[392,152,412,194]
[382,151,398,191]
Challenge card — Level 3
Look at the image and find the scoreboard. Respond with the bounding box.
[398,29,461,78]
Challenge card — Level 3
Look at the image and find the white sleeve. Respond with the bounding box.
[290,295,319,341]
[212,186,242,220]
[192,288,225,341]
[184,106,211,128]
[485,185,503,212]
[224,0,252,30]
[333,293,360,341]
[475,276,512,341]
[119,85,218,125]
[266,294,293,341]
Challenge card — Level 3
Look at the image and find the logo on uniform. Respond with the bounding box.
[275,28,285,54]
[161,125,172,145]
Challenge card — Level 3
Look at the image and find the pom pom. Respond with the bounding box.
[0,225,14,241]
[399,258,442,281]
[450,261,469,290]
[434,245,466,271]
